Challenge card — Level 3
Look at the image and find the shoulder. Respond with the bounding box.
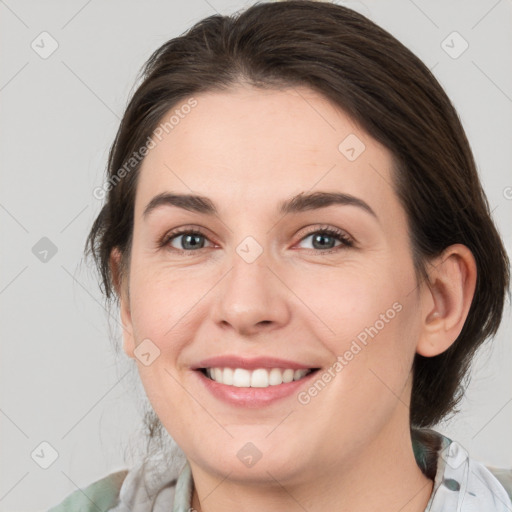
[462,458,512,510]
[423,429,512,511]
[47,455,187,512]
[484,466,512,503]
[47,470,129,512]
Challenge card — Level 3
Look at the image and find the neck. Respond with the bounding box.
[188,422,434,512]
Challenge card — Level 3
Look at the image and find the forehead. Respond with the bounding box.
[134,85,398,221]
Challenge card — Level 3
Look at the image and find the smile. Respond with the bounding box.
[192,355,321,407]
[200,367,314,388]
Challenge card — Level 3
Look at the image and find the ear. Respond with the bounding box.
[416,244,477,357]
[109,248,135,359]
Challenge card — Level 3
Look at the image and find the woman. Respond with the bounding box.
[49,1,511,510]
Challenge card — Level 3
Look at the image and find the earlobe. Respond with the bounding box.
[109,248,135,359]
[416,244,477,357]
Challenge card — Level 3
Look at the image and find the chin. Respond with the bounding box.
[189,438,311,486]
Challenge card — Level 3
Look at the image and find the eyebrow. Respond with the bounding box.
[143,191,378,220]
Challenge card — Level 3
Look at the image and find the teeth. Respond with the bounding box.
[283,369,294,383]
[232,368,251,387]
[268,368,283,385]
[251,368,268,388]
[223,367,233,385]
[214,368,223,382]
[203,367,312,387]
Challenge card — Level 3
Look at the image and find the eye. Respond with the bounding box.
[158,225,354,254]
[296,226,354,253]
[160,228,213,252]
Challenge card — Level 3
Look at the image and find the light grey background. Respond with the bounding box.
[1,0,511,510]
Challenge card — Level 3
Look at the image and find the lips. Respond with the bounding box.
[191,355,316,371]
[190,355,320,406]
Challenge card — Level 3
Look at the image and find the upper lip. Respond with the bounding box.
[191,355,318,371]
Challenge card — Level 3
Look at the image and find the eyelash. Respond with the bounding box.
[157,225,354,255]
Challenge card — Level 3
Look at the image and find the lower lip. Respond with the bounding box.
[194,369,319,408]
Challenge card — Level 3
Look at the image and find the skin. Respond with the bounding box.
[111,84,477,512]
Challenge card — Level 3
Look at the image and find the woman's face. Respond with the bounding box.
[120,85,427,485]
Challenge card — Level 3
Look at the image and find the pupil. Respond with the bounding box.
[313,233,334,249]
[183,234,203,250]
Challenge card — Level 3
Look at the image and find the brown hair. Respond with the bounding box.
[86,0,509,437]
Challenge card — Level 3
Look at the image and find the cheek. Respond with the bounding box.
[126,263,201,436]
[303,263,413,345]
[313,258,420,389]
[127,256,206,344]
[340,279,421,403]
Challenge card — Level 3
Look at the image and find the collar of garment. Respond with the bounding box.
[111,428,511,512]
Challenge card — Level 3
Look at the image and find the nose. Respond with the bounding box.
[212,248,291,338]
